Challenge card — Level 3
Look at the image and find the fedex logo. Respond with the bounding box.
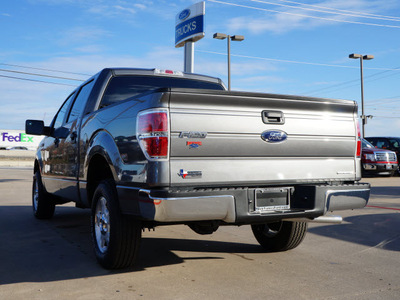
[1,132,34,143]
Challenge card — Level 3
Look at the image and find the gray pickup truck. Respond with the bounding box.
[26,68,370,269]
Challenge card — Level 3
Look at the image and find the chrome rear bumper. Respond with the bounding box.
[117,183,370,224]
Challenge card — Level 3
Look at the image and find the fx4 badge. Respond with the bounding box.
[261,130,288,143]
[178,169,202,179]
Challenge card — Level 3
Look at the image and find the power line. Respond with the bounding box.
[369,116,400,119]
[304,66,400,96]
[208,0,400,29]
[277,0,400,21]
[197,49,399,71]
[198,49,357,68]
[0,74,78,87]
[0,62,91,77]
[0,68,85,82]
[366,95,400,104]
[301,79,360,96]
[298,61,400,96]
[198,49,400,96]
[250,0,400,22]
[365,98,400,107]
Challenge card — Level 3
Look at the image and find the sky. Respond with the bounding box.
[1,0,400,137]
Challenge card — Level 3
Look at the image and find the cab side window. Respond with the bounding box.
[389,139,399,148]
[376,139,389,149]
[67,80,94,123]
[53,92,76,129]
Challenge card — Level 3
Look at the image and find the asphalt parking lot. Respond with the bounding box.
[0,168,399,300]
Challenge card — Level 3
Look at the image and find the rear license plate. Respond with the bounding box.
[255,188,290,212]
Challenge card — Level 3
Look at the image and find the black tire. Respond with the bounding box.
[251,221,307,252]
[32,171,55,219]
[91,179,142,269]
[188,221,219,235]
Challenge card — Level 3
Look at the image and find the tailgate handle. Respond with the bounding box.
[262,111,285,124]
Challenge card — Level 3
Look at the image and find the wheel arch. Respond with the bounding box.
[84,130,122,206]
[33,159,40,174]
[86,154,115,208]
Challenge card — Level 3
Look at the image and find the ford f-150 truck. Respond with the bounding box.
[361,139,398,176]
[26,68,370,269]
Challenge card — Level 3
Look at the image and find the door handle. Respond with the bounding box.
[70,131,77,144]
[262,110,285,124]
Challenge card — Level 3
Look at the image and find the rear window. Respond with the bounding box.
[100,75,224,108]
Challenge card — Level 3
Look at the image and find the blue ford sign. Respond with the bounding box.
[261,130,288,143]
[175,2,205,48]
[179,9,191,21]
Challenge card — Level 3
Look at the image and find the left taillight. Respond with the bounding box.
[356,121,361,158]
[136,109,169,160]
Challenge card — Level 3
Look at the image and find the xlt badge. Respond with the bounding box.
[178,169,202,179]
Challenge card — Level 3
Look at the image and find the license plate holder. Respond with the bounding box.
[255,187,290,212]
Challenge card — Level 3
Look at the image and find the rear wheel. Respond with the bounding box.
[91,179,142,269]
[251,221,307,252]
[32,171,55,219]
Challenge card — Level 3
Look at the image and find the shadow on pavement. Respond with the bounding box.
[0,179,25,183]
[309,213,400,252]
[0,205,261,285]
[369,185,400,199]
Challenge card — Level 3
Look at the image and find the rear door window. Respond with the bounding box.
[67,80,94,123]
[53,92,76,129]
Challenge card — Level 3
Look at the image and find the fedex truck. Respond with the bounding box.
[0,130,42,151]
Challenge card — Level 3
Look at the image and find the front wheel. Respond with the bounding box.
[32,171,55,219]
[91,179,142,269]
[251,221,308,252]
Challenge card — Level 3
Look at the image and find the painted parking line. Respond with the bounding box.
[367,205,400,211]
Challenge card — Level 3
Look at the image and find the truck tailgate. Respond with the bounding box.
[168,89,359,186]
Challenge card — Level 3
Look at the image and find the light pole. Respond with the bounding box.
[213,33,244,90]
[349,53,374,138]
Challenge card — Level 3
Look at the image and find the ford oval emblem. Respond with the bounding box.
[261,130,288,143]
[179,9,191,21]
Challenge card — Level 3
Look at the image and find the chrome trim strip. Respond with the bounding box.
[41,177,78,183]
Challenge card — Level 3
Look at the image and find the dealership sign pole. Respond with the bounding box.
[175,2,205,73]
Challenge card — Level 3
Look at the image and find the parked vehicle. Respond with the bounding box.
[7,146,29,150]
[365,136,400,175]
[26,68,370,269]
[361,139,398,176]
[365,137,400,158]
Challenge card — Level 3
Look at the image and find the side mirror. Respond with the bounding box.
[25,120,50,136]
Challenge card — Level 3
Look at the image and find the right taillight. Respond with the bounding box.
[137,109,169,160]
[356,121,361,158]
